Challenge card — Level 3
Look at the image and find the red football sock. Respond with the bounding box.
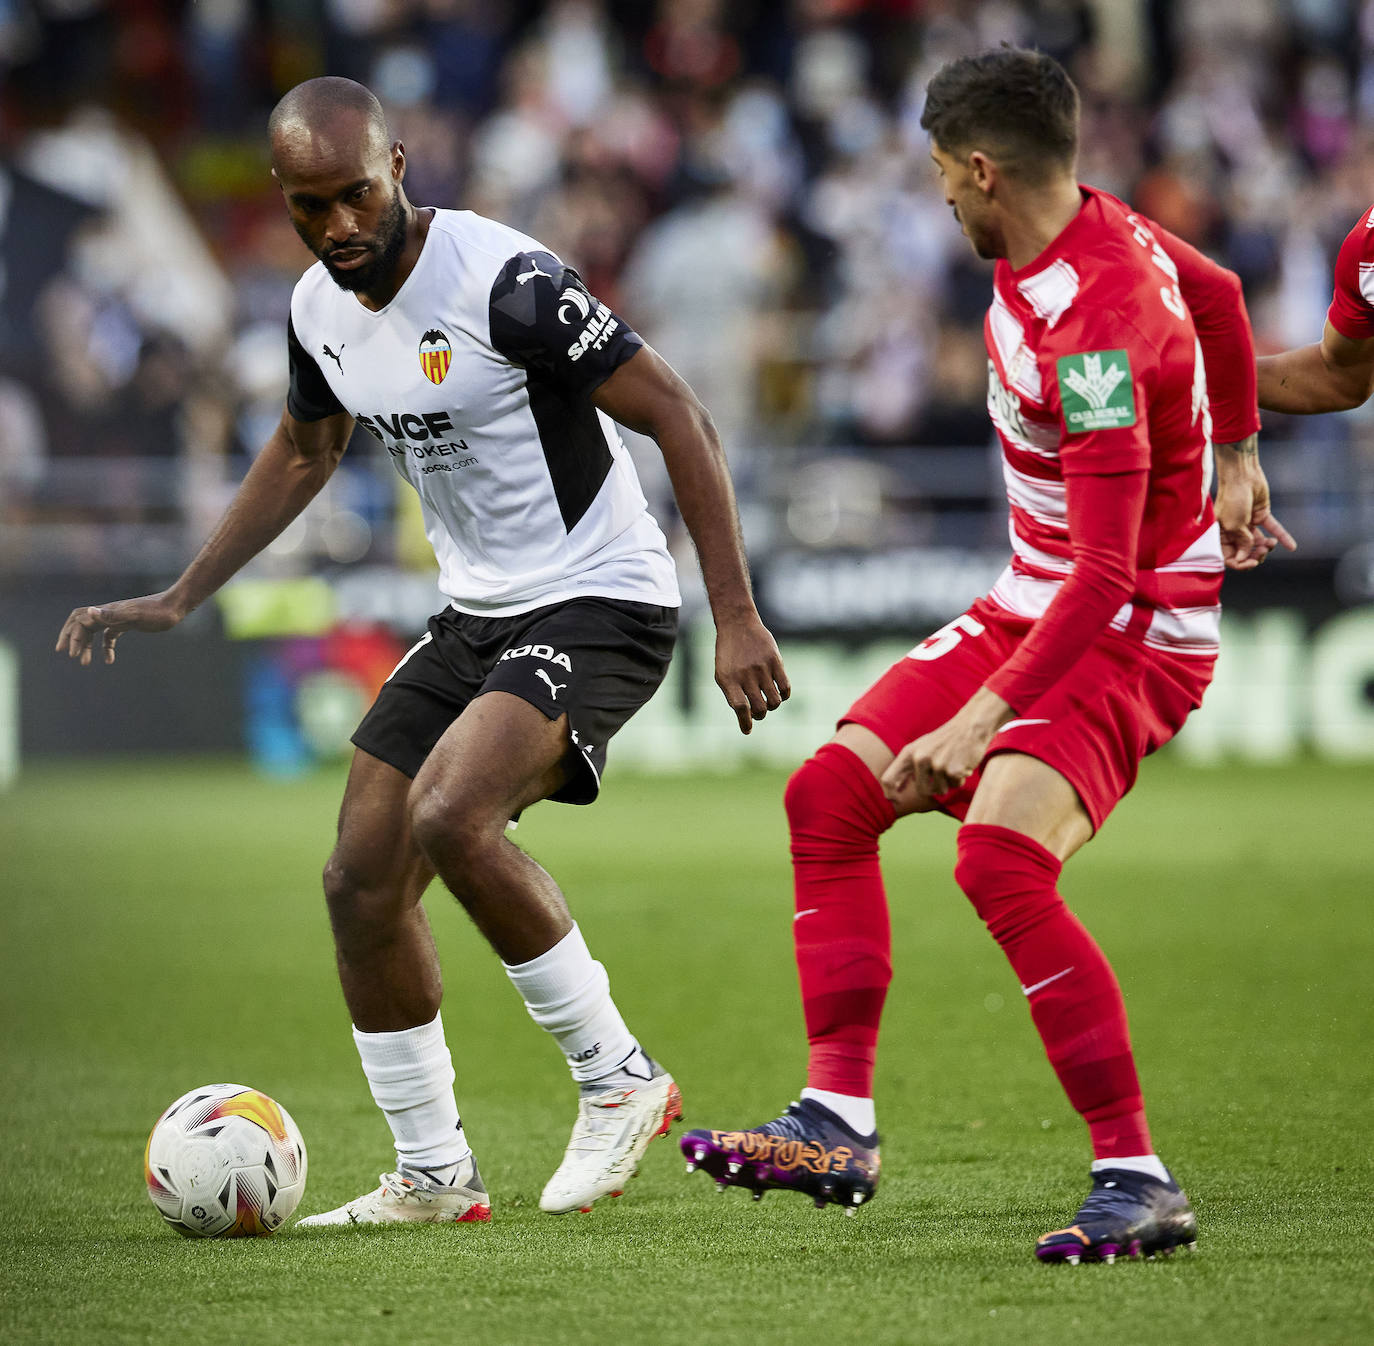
[785,743,896,1100]
[954,823,1152,1159]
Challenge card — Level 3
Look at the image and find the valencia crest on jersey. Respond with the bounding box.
[419,329,452,385]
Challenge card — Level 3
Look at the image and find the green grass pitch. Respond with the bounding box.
[2,756,1371,1345]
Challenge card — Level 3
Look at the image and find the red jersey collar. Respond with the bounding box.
[1000,186,1103,287]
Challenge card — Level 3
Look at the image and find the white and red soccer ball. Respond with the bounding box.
[144,1084,307,1237]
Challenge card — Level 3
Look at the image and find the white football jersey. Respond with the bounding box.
[287,209,681,615]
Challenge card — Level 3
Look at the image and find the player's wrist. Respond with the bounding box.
[160,583,197,623]
[708,593,763,627]
[967,686,1015,732]
[1213,433,1259,461]
[1214,439,1265,487]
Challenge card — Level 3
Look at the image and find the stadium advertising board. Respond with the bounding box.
[5,560,1373,773]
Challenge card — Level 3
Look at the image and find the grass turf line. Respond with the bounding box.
[1,757,1371,1344]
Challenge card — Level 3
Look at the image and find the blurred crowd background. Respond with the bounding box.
[2,0,1373,587]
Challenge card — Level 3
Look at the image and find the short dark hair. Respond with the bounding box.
[920,47,1079,181]
[269,76,389,149]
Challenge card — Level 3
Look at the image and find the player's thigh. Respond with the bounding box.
[474,597,678,806]
[964,752,1094,861]
[839,600,1019,815]
[411,689,572,828]
[844,602,1018,754]
[969,637,1211,857]
[350,615,485,782]
[327,747,436,911]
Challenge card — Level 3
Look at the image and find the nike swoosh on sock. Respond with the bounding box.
[1020,965,1075,997]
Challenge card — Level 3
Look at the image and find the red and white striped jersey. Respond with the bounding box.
[1327,204,1374,339]
[980,187,1242,687]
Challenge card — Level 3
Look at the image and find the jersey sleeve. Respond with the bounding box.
[286,313,346,422]
[1326,208,1374,340]
[488,251,644,398]
[1145,218,1260,444]
[1045,306,1156,477]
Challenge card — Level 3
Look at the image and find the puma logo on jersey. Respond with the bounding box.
[322,343,345,372]
[516,261,552,285]
[499,643,573,671]
[536,669,568,700]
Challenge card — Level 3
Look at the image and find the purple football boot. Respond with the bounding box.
[1036,1167,1198,1264]
[680,1098,880,1213]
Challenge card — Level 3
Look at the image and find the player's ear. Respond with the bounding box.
[969,151,995,193]
[391,142,406,183]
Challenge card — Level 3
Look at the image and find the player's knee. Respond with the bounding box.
[785,747,890,862]
[954,824,1060,941]
[321,851,395,939]
[785,745,892,852]
[322,852,363,912]
[408,788,461,860]
[951,832,987,909]
[783,757,819,829]
[407,783,497,872]
[954,827,1017,919]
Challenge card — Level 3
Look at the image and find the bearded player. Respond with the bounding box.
[682,48,1293,1263]
[1258,204,1374,413]
[57,77,789,1225]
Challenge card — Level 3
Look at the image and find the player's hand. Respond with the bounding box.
[56,592,186,667]
[1214,436,1297,570]
[881,689,1011,808]
[714,613,790,735]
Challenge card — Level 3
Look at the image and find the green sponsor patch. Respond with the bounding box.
[1056,349,1136,431]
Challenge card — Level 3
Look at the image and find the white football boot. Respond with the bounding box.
[539,1062,683,1214]
[295,1156,491,1227]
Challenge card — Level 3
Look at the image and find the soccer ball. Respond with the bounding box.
[144,1083,308,1237]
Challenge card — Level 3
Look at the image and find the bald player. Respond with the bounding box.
[58,78,789,1226]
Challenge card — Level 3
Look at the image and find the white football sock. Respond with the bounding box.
[1091,1154,1171,1184]
[503,923,646,1084]
[352,1010,472,1177]
[801,1087,877,1138]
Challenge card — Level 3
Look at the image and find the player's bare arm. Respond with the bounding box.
[593,346,790,734]
[1213,432,1297,570]
[57,407,353,666]
[1257,320,1374,414]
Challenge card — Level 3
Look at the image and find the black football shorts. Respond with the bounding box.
[351,596,679,804]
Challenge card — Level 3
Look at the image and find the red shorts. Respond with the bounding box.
[843,597,1215,831]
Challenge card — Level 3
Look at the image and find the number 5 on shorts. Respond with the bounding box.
[907,613,986,662]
